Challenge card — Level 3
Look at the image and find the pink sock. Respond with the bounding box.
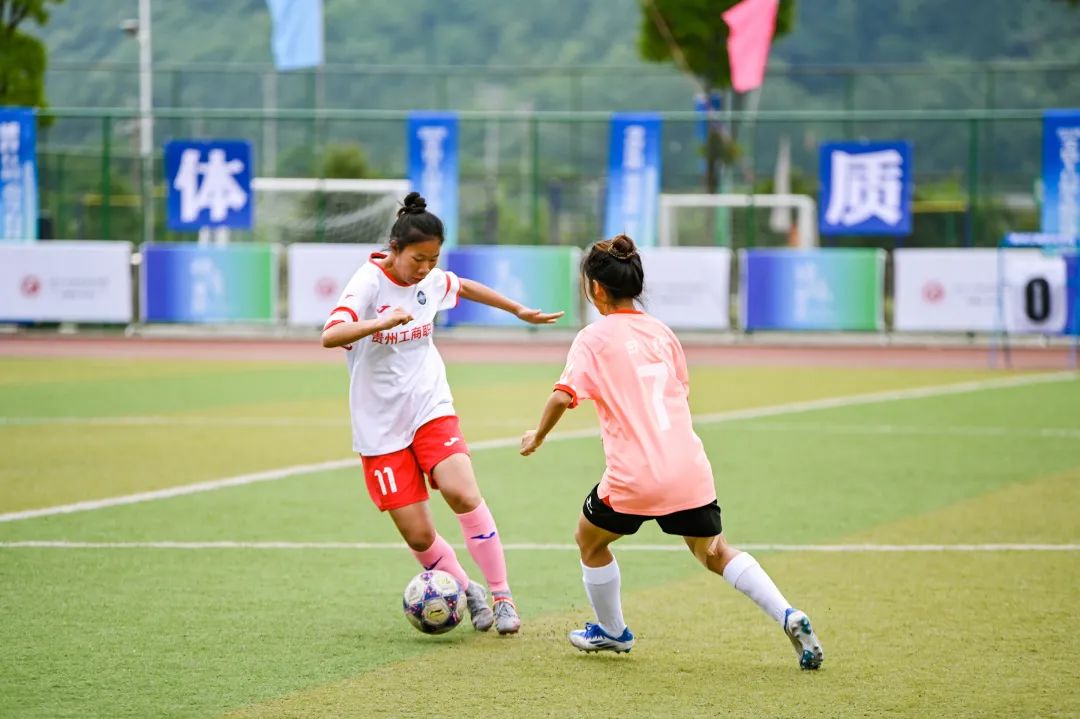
[410,534,470,591]
[457,500,510,594]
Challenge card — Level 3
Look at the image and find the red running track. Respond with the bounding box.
[0,335,1073,370]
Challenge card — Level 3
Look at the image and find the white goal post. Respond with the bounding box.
[251,178,410,195]
[250,177,410,245]
[659,193,819,249]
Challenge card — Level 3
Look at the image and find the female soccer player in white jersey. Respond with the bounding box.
[323,192,563,635]
[519,234,824,668]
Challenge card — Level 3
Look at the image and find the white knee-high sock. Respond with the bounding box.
[581,559,626,636]
[722,551,791,625]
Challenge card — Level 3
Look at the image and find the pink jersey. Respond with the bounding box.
[556,310,716,516]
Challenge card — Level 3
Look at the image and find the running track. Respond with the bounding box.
[0,333,1072,369]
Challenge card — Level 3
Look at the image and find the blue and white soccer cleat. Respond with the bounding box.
[784,608,824,670]
[568,622,635,653]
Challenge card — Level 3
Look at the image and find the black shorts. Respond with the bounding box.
[581,484,722,537]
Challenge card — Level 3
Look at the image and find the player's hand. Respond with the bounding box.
[381,307,413,329]
[516,307,564,325]
[519,430,543,456]
[705,534,724,558]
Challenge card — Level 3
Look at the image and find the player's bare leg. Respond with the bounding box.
[388,502,479,599]
[435,454,516,633]
[685,533,823,669]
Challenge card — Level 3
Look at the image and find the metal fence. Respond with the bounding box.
[35,106,1058,249]
[46,60,1080,113]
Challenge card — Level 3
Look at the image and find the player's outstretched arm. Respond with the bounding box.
[458,278,564,324]
[520,389,574,456]
[322,308,412,348]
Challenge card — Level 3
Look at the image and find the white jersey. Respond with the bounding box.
[324,253,462,456]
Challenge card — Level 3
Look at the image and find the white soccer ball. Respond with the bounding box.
[402,569,464,635]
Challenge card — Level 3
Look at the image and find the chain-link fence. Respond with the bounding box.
[46,60,1080,113]
[35,106,1061,250]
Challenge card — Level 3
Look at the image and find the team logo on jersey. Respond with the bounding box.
[416,290,427,306]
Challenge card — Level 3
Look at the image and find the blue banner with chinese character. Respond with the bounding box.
[1042,110,1080,239]
[407,112,458,249]
[164,140,253,231]
[604,113,662,247]
[819,141,912,236]
[0,107,38,242]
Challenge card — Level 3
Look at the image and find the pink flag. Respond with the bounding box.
[722,0,779,93]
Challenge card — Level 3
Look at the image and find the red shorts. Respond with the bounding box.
[360,415,470,512]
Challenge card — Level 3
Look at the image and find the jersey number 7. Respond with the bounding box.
[636,362,673,431]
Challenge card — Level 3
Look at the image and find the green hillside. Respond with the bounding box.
[32,0,1080,112]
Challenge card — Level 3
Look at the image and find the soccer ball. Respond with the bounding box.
[402,569,464,635]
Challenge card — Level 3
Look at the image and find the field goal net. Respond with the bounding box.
[251,178,410,245]
[658,193,819,249]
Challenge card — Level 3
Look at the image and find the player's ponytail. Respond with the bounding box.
[582,234,645,301]
[389,192,444,250]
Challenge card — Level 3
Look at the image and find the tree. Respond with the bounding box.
[0,0,64,112]
[638,0,796,192]
[296,142,376,243]
[319,143,372,181]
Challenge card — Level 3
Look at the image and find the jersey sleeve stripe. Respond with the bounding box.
[443,272,461,308]
[554,383,579,409]
[323,318,346,330]
[329,305,359,322]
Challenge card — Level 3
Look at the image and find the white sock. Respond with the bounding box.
[722,552,791,625]
[581,559,626,636]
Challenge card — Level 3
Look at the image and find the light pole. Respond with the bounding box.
[124,0,154,243]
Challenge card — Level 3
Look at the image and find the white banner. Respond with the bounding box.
[0,241,132,322]
[586,247,732,330]
[893,249,1067,334]
[1001,251,1068,334]
[287,243,379,325]
[894,249,998,331]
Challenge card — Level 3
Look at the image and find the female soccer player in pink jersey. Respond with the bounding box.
[519,234,823,669]
[323,192,563,635]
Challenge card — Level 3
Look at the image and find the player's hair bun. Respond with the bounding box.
[398,192,428,217]
[389,192,444,249]
[581,234,644,302]
[607,234,638,261]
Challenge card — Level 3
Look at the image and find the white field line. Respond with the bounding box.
[5,415,1079,442]
[1,370,1074,526]
[0,416,346,427]
[4,371,1074,429]
[728,422,1080,440]
[689,370,1076,425]
[0,541,1077,552]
